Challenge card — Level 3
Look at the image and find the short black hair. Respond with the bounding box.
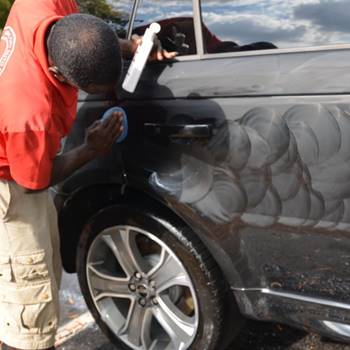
[48,14,122,89]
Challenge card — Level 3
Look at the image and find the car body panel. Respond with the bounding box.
[55,0,350,344]
[119,49,350,99]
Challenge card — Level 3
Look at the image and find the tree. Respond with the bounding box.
[77,0,128,37]
[77,0,118,19]
[0,0,14,29]
[0,0,128,36]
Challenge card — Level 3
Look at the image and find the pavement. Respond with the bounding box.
[57,272,350,350]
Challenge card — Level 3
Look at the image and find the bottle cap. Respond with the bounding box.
[149,22,161,34]
[101,107,128,143]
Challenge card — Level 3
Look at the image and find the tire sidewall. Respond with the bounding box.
[77,205,224,350]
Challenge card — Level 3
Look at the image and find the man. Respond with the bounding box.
[0,1,175,349]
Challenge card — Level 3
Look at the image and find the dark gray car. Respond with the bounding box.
[54,0,350,349]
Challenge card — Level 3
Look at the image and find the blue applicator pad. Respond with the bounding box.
[101,107,128,143]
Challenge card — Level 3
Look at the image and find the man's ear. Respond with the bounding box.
[48,66,68,83]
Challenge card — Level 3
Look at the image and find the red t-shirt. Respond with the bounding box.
[0,0,79,190]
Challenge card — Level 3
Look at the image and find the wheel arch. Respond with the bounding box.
[58,184,241,289]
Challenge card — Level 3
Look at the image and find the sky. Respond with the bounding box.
[108,0,350,48]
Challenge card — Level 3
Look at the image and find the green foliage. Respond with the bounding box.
[77,0,128,37]
[77,0,118,19]
[0,0,14,29]
[0,0,128,36]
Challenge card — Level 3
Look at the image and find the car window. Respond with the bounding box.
[132,0,197,56]
[77,0,134,39]
[201,0,350,54]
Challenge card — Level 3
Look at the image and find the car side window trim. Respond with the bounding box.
[193,0,204,56]
[197,43,350,61]
[172,43,350,62]
[126,0,141,40]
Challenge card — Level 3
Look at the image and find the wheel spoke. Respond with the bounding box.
[88,265,130,301]
[120,300,152,348]
[149,250,191,292]
[153,295,196,349]
[102,228,148,277]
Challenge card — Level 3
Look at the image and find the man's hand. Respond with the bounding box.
[85,112,124,156]
[122,34,178,61]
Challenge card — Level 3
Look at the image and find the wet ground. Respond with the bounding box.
[58,272,350,350]
[58,320,350,350]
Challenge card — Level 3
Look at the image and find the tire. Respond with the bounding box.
[77,204,231,350]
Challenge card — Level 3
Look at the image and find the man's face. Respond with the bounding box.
[48,65,118,95]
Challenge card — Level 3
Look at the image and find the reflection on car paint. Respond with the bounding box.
[150,104,350,230]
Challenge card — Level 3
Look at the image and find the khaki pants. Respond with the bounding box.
[0,181,61,349]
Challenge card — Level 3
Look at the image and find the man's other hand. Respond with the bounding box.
[85,112,123,156]
[131,34,178,61]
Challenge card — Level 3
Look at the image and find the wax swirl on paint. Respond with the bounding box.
[150,104,350,230]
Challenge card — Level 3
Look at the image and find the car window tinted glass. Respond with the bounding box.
[132,0,197,56]
[77,0,133,39]
[201,0,350,54]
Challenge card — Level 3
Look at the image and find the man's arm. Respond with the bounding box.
[22,112,123,192]
[49,143,96,187]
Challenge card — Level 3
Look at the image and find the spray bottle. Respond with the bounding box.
[122,22,161,93]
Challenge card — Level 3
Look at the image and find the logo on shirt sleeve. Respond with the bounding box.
[0,26,16,77]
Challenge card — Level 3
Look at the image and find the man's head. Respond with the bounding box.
[47,14,122,94]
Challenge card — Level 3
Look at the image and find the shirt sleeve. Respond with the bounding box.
[5,130,61,190]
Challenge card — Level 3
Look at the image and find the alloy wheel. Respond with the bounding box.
[86,225,199,350]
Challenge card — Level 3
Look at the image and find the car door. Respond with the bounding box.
[119,0,350,324]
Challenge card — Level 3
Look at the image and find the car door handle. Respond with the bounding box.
[144,123,213,140]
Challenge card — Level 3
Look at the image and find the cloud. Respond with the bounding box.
[109,0,350,48]
[202,0,350,47]
[294,0,350,34]
[203,13,307,45]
